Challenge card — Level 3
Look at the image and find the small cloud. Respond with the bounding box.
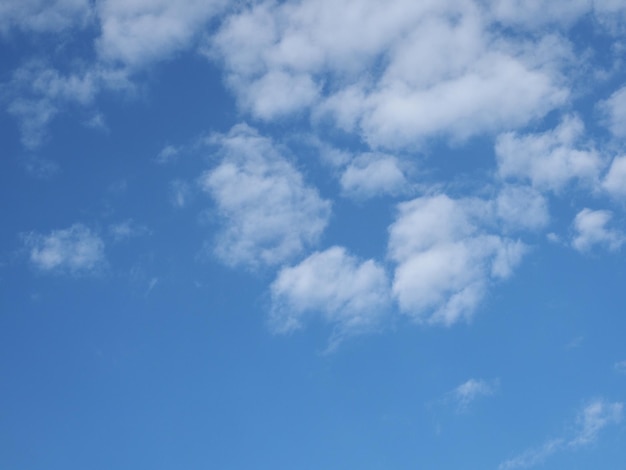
[449,378,498,412]
[340,153,409,200]
[270,246,391,348]
[614,361,626,374]
[169,179,192,208]
[22,155,60,179]
[84,112,108,132]
[571,208,625,252]
[108,219,149,241]
[156,144,181,164]
[24,223,105,275]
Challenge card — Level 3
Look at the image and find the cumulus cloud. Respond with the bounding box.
[571,208,625,252]
[340,153,408,200]
[95,0,227,69]
[499,399,623,470]
[496,115,603,192]
[602,155,626,198]
[270,246,390,342]
[449,378,498,411]
[200,124,331,269]
[24,224,105,275]
[210,0,571,149]
[489,0,592,28]
[387,194,526,325]
[599,85,626,139]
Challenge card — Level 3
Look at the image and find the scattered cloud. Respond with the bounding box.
[108,219,149,241]
[599,85,626,139]
[200,124,331,269]
[24,223,105,275]
[387,194,526,325]
[340,153,409,200]
[496,115,603,192]
[156,144,182,164]
[571,208,625,252]
[270,246,390,344]
[499,399,623,470]
[614,360,626,374]
[602,155,626,199]
[169,179,192,209]
[449,378,498,411]
[496,185,550,232]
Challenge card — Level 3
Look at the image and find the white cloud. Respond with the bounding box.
[450,378,498,411]
[496,185,550,232]
[388,194,526,325]
[496,115,603,192]
[602,155,626,198]
[570,399,624,447]
[614,360,626,374]
[0,0,93,35]
[24,224,105,275]
[210,0,571,149]
[340,153,408,200]
[6,61,130,149]
[500,399,623,470]
[95,0,226,69]
[270,246,390,341]
[599,85,626,139]
[571,208,625,252]
[200,124,331,269]
[156,145,181,164]
[108,219,149,241]
[169,179,192,209]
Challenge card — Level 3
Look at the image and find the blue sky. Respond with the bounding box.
[1,0,626,468]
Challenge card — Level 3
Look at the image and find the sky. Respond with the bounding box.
[1,0,626,468]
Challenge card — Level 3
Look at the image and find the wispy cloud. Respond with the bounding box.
[24,223,105,275]
[499,399,624,470]
[448,378,498,412]
[108,219,150,242]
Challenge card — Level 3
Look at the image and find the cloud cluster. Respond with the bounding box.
[388,194,526,325]
[210,0,571,148]
[499,399,624,470]
[201,124,331,269]
[270,246,390,340]
[571,208,625,252]
[24,224,105,275]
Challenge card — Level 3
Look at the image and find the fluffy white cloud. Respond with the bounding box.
[600,85,626,139]
[210,0,571,149]
[388,195,526,325]
[270,246,390,340]
[340,153,408,200]
[95,0,226,69]
[24,224,105,274]
[200,124,331,269]
[602,155,626,198]
[571,208,625,252]
[450,378,498,411]
[496,115,603,191]
[0,0,93,35]
[500,399,623,470]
